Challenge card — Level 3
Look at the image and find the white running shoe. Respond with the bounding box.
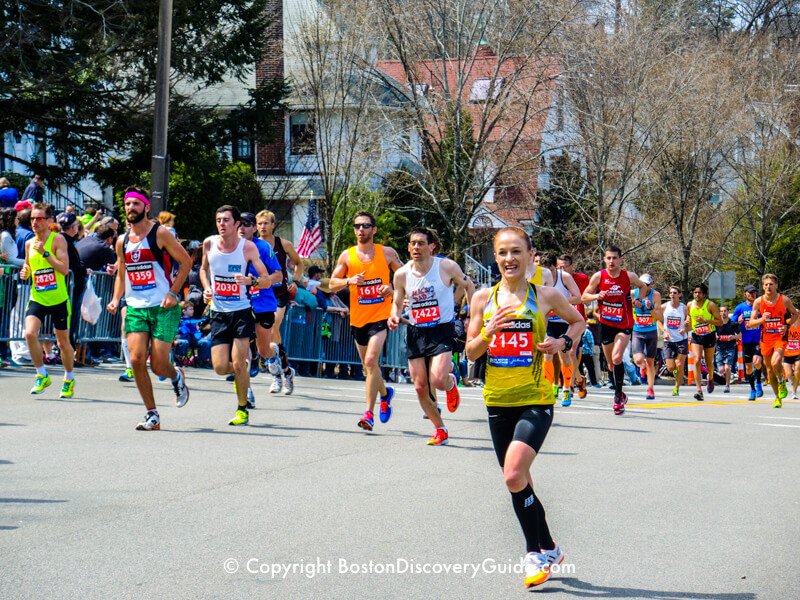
[283,367,295,395]
[173,367,190,408]
[523,552,550,588]
[270,373,283,394]
[541,545,564,569]
[266,356,281,376]
[246,387,256,409]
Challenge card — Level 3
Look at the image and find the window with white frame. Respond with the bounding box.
[289,113,316,156]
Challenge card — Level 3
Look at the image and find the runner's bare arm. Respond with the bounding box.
[443,259,471,305]
[650,290,664,322]
[582,271,602,303]
[748,298,765,327]
[465,288,497,361]
[629,272,650,296]
[328,251,352,292]
[708,301,723,327]
[19,239,32,280]
[561,271,582,304]
[388,268,407,330]
[541,267,554,287]
[199,238,213,303]
[784,297,800,328]
[47,234,70,276]
[108,236,126,312]
[385,246,404,272]
[282,238,304,284]
[158,226,192,295]
[537,285,586,354]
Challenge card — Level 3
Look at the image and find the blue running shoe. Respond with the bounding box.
[249,362,259,378]
[749,389,756,401]
[755,381,764,397]
[379,386,394,423]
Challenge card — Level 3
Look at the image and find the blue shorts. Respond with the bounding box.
[715,345,737,368]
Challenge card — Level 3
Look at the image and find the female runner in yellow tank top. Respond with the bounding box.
[466,227,585,589]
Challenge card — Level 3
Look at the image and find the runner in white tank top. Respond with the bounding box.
[658,285,689,396]
[543,265,582,406]
[200,205,272,427]
[388,228,472,446]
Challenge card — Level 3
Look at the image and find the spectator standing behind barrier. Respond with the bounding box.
[77,217,118,273]
[1,208,24,267]
[175,301,211,367]
[0,178,19,208]
[15,207,34,260]
[158,212,177,237]
[56,211,88,347]
[21,175,44,203]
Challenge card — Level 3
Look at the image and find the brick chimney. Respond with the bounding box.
[256,0,285,174]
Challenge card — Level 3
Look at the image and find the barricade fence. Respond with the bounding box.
[1,263,410,370]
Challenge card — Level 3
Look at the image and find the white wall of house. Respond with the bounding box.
[2,132,109,209]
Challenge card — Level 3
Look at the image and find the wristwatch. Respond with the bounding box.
[42,251,50,258]
[559,334,573,352]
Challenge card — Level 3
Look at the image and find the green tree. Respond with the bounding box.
[0,0,284,184]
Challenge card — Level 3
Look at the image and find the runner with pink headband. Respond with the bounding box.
[124,191,150,206]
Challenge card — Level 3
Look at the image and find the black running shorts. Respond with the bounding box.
[406,322,454,359]
[26,299,70,331]
[350,320,388,347]
[487,404,554,467]
[254,310,275,330]
[599,322,632,346]
[742,342,761,363]
[209,308,256,347]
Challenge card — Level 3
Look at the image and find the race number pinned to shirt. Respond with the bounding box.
[214,275,240,301]
[764,313,784,335]
[787,339,800,352]
[666,316,682,330]
[487,319,534,367]
[126,263,157,291]
[635,313,653,327]
[410,284,441,327]
[33,268,57,293]
[694,322,711,336]
[357,278,384,305]
[601,301,624,323]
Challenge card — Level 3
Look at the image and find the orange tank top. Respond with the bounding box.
[760,294,787,342]
[786,322,800,357]
[347,244,392,327]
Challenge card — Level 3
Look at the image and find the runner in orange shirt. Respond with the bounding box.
[330,211,403,431]
[783,320,800,400]
[749,274,800,407]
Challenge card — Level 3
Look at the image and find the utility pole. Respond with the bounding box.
[150,0,173,215]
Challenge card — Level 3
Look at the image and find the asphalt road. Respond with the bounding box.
[1,364,798,599]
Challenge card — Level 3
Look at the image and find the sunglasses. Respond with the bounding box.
[353,223,374,230]
[32,216,47,222]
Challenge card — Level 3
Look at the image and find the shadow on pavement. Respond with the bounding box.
[0,498,68,503]
[543,577,755,599]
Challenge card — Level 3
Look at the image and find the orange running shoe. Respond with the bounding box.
[427,427,449,446]
[576,376,587,399]
[446,374,460,412]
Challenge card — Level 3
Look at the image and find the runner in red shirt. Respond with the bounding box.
[582,245,650,414]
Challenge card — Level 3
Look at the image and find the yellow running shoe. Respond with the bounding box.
[774,398,782,408]
[30,374,52,394]
[60,379,75,399]
[229,408,249,426]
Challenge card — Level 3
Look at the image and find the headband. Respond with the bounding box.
[124,191,150,206]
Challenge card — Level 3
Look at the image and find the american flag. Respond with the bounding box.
[296,198,323,257]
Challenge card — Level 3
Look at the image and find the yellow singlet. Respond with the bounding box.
[482,283,553,407]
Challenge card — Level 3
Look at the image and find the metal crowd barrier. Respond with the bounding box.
[0,265,74,342]
[1,262,411,370]
[74,272,123,343]
[279,306,409,369]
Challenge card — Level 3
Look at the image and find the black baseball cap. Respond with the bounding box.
[240,212,256,227]
[56,212,77,228]
[744,284,757,293]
